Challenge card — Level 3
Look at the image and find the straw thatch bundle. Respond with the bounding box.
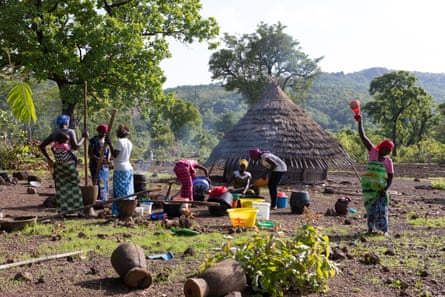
[205,81,353,184]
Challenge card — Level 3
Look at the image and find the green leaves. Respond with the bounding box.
[7,82,37,125]
[204,224,338,296]
[0,0,219,125]
[209,22,322,105]
[367,71,436,156]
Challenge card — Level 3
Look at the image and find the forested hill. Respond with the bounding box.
[166,67,445,133]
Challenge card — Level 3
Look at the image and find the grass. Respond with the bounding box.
[408,216,445,228]
[0,218,264,266]
[430,177,445,190]
[313,207,445,297]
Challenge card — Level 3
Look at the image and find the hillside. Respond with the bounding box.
[167,68,445,133]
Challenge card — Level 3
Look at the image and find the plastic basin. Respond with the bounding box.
[226,208,258,227]
[240,198,264,208]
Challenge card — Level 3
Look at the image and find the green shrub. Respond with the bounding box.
[203,224,338,296]
[431,178,445,190]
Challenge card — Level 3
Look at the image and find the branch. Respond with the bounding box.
[0,250,89,270]
[102,0,132,16]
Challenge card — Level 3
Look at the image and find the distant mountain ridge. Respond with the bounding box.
[167,67,445,132]
[321,67,445,103]
[306,67,445,130]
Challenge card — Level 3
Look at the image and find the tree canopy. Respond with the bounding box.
[0,0,219,124]
[365,71,436,156]
[209,22,323,105]
[165,98,202,141]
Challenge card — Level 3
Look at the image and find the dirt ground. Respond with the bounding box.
[0,164,444,297]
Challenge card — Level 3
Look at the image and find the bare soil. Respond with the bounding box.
[0,164,444,297]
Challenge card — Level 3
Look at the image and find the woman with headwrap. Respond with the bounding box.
[355,114,394,236]
[105,124,134,215]
[174,159,208,200]
[249,148,287,209]
[88,124,111,201]
[227,159,257,195]
[39,114,87,215]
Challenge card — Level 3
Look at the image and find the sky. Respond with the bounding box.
[161,0,445,88]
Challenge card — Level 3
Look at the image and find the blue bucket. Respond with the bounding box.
[277,196,288,208]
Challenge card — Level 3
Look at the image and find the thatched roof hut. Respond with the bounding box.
[205,81,353,184]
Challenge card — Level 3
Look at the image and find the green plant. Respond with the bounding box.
[203,224,338,296]
[0,110,32,170]
[430,177,445,190]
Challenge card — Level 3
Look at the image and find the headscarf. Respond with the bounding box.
[56,114,70,126]
[96,124,108,133]
[239,159,249,168]
[118,124,130,137]
[248,148,261,160]
[376,139,394,151]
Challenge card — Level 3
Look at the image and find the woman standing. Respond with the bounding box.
[355,114,394,236]
[106,124,134,215]
[174,159,208,201]
[249,148,287,209]
[88,124,111,201]
[39,114,87,215]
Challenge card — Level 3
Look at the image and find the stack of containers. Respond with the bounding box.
[232,193,241,208]
[277,191,288,208]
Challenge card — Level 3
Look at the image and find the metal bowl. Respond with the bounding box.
[29,181,41,187]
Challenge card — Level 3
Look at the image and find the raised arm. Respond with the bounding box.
[355,114,373,151]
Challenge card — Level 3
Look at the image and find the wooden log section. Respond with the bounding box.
[111,243,152,289]
[183,259,247,297]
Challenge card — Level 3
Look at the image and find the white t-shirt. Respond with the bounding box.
[113,138,133,171]
[260,152,287,172]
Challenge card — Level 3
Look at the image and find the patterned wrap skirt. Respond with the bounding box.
[53,161,83,213]
[174,162,193,200]
[112,170,134,215]
[361,161,389,232]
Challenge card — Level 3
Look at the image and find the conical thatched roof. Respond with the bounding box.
[205,81,353,183]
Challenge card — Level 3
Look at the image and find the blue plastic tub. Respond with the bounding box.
[277,196,288,208]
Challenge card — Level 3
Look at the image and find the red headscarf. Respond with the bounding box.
[249,148,261,160]
[96,124,108,133]
[376,139,394,151]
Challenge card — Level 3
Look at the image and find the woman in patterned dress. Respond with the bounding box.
[39,114,87,215]
[355,113,394,236]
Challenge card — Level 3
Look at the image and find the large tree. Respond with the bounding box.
[0,0,219,124]
[165,98,202,141]
[209,22,323,105]
[435,103,445,143]
[366,71,436,156]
